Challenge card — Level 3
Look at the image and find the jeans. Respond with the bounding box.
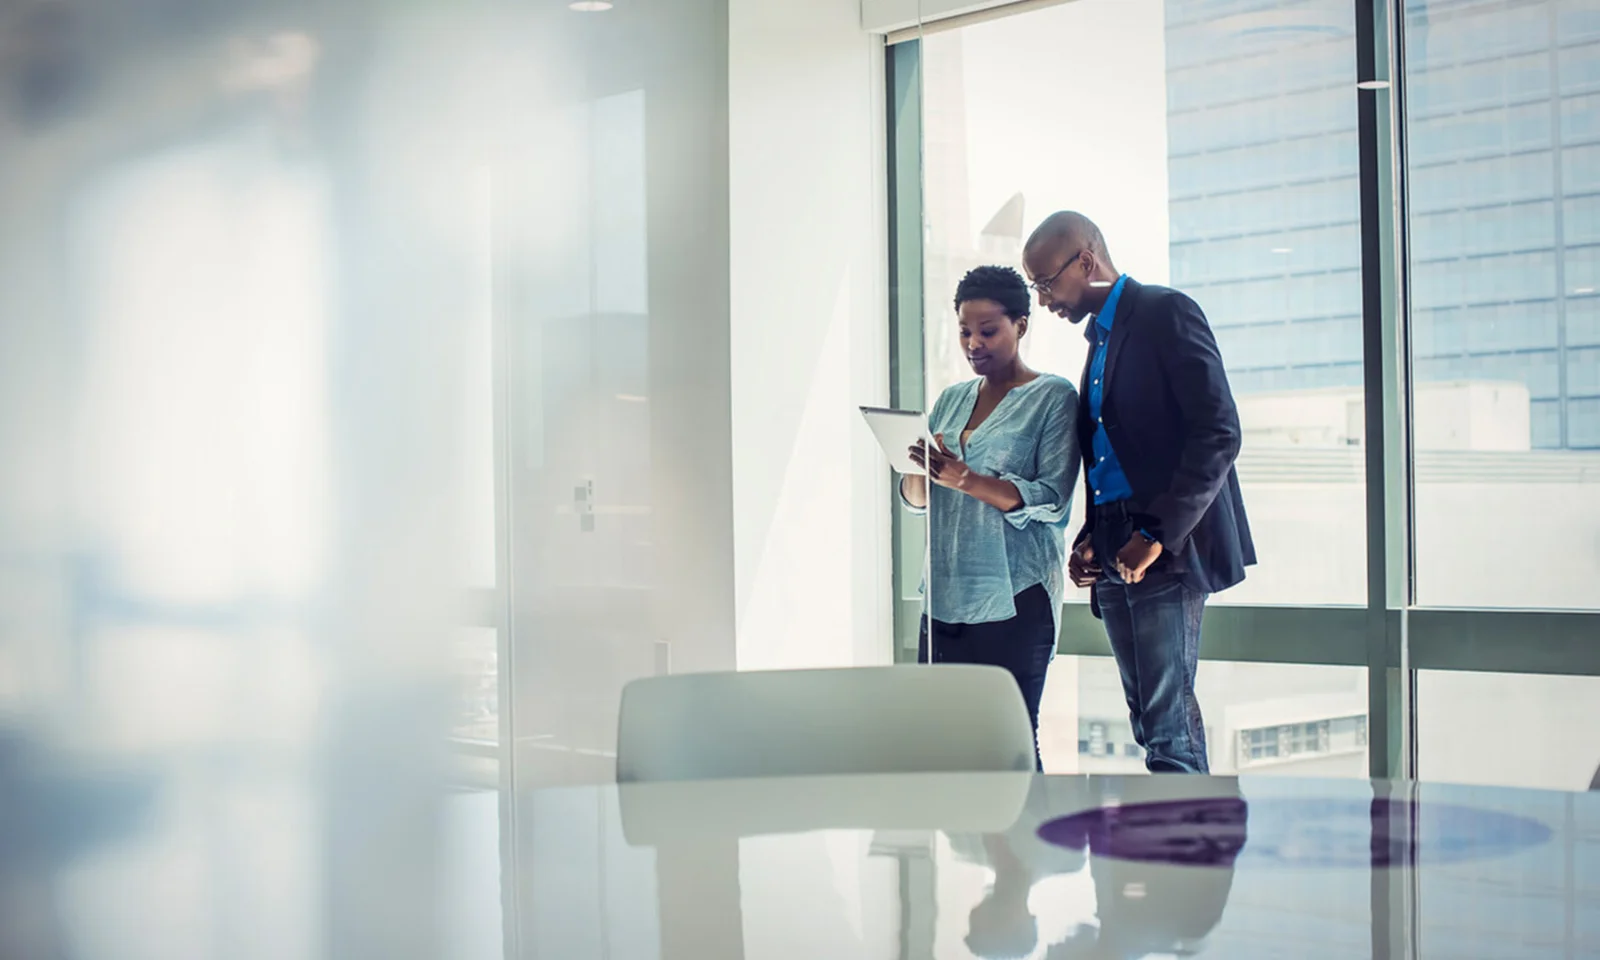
[919,584,1056,772]
[1093,563,1210,774]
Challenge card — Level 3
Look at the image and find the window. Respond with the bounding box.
[1571,295,1600,347]
[1171,132,1359,197]
[1569,244,1600,293]
[1532,399,1564,449]
[912,0,1372,778]
[1412,152,1555,211]
[1418,671,1600,791]
[1571,397,1600,447]
[1411,251,1559,308]
[1562,1,1600,44]
[1050,659,1365,775]
[919,0,1366,608]
[1566,196,1600,246]
[1562,43,1600,90]
[1410,51,1550,116]
[1419,0,1550,61]
[1410,101,1552,164]
[1235,715,1368,766]
[1408,0,1600,609]
[1564,142,1600,193]
[1563,91,1600,141]
[1412,201,1556,260]
[891,0,1600,790]
[1569,348,1600,395]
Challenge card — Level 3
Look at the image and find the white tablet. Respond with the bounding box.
[860,406,930,474]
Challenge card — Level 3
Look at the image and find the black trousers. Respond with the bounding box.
[918,584,1056,772]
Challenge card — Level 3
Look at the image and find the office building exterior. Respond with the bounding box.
[1166,0,1600,449]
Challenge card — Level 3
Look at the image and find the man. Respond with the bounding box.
[1022,211,1254,774]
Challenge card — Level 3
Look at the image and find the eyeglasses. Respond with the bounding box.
[1029,249,1084,297]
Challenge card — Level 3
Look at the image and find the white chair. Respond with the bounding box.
[615,664,1035,783]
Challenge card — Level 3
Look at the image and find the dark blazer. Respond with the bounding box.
[1076,278,1255,598]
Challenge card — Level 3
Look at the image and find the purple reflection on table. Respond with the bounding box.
[1038,796,1249,868]
[1038,796,1550,869]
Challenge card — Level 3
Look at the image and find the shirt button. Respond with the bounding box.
[1099,456,1105,463]
[1095,490,1102,496]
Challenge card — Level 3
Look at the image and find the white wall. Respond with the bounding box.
[729,0,893,671]
[726,14,899,951]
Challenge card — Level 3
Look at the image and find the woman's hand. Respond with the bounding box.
[909,435,1025,512]
[909,434,974,491]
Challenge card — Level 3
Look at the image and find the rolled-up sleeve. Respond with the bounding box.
[899,388,949,517]
[1000,385,1080,529]
[899,479,928,516]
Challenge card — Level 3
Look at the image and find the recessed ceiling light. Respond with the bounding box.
[570,0,613,9]
[1356,79,1391,90]
[1576,287,1597,295]
[1271,247,1293,254]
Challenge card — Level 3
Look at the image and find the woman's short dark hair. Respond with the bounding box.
[954,265,1031,321]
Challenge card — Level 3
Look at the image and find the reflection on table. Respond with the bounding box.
[4,746,1597,959]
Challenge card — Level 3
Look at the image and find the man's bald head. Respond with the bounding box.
[1022,211,1120,324]
[1024,211,1110,265]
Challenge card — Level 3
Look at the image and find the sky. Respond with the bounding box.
[951,0,1173,284]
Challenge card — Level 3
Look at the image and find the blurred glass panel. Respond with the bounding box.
[0,2,581,956]
[453,627,498,744]
[463,166,497,592]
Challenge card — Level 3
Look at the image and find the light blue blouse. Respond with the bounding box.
[905,374,1080,639]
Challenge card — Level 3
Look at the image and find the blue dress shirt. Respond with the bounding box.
[1086,275,1135,506]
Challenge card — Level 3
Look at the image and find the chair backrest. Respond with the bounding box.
[615,664,1034,783]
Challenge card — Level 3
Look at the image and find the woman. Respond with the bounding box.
[902,265,1079,771]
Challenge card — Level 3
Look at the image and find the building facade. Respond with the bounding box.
[1166,0,1600,449]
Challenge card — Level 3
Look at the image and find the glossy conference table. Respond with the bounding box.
[7,754,1598,958]
[495,771,1598,959]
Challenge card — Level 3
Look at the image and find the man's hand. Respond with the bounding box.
[1068,540,1102,588]
[1115,535,1164,584]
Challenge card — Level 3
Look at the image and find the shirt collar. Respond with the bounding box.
[1084,274,1130,341]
